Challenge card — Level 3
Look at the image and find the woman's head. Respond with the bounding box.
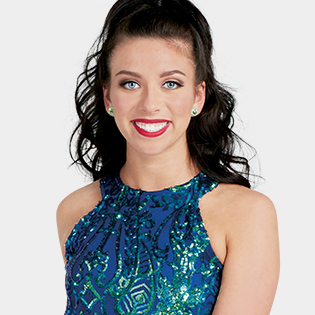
[72,0,252,187]
[102,36,206,159]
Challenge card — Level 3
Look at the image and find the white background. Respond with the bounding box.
[1,0,314,313]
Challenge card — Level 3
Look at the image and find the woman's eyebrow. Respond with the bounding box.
[160,70,186,77]
[115,70,142,78]
[115,70,186,78]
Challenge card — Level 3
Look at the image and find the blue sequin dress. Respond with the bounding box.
[65,173,223,314]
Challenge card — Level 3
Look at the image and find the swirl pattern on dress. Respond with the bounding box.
[65,173,222,314]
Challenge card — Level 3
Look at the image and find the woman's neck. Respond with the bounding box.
[119,146,199,192]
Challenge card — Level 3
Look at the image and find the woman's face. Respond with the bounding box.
[103,37,205,158]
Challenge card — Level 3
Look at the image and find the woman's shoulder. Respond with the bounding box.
[202,182,276,218]
[56,180,102,261]
[217,183,277,244]
[199,183,277,264]
[220,184,276,227]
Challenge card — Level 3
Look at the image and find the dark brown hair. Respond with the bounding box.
[70,0,253,187]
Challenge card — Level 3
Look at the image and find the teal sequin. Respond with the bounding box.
[65,173,222,314]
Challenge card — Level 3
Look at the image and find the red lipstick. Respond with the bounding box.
[132,119,171,138]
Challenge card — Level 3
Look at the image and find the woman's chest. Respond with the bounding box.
[65,200,222,314]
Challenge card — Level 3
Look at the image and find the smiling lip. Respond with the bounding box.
[132,119,171,138]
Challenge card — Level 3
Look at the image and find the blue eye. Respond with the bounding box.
[123,81,139,89]
[163,81,182,89]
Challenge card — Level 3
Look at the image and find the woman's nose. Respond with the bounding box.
[139,87,161,114]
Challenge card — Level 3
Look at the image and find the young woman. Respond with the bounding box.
[57,0,280,314]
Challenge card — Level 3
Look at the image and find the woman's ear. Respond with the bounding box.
[193,81,206,113]
[102,86,112,114]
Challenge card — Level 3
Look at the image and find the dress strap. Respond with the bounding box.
[99,174,120,200]
[99,176,108,199]
[196,173,219,201]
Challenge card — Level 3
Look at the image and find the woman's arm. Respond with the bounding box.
[201,185,280,314]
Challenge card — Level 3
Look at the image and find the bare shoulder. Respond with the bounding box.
[201,183,277,225]
[56,180,102,261]
[218,184,277,234]
[199,183,278,264]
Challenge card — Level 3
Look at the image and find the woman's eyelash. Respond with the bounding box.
[163,81,183,88]
[119,81,139,89]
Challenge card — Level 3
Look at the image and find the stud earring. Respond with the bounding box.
[191,108,198,116]
[108,107,114,116]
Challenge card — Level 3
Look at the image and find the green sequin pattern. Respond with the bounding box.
[65,173,222,314]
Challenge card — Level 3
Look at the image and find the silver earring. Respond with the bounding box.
[108,107,114,116]
[191,108,198,116]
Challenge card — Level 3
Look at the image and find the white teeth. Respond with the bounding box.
[135,122,168,132]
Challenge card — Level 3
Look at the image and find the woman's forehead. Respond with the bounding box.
[110,36,195,69]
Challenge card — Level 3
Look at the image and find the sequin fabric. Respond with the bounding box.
[65,173,222,314]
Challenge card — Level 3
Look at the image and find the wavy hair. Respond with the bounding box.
[70,0,253,187]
